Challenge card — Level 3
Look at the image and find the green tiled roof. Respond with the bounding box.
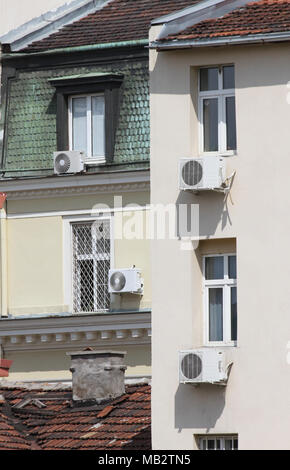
[4,60,149,177]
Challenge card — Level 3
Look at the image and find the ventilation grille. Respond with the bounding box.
[110,271,126,292]
[72,220,111,313]
[54,153,71,174]
[181,353,203,380]
[182,160,203,187]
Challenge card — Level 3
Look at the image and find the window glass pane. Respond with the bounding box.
[72,221,110,313]
[205,256,224,280]
[209,288,223,341]
[225,439,233,450]
[231,286,237,341]
[207,439,215,450]
[203,98,218,152]
[200,67,219,91]
[75,223,92,255]
[96,259,110,310]
[228,255,237,279]
[79,259,94,312]
[216,439,221,450]
[201,439,207,450]
[223,65,235,89]
[234,439,238,450]
[72,97,87,153]
[226,96,237,150]
[92,95,105,157]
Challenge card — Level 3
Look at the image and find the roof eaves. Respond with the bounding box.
[150,31,290,49]
[2,38,148,59]
[152,0,252,41]
[0,0,112,52]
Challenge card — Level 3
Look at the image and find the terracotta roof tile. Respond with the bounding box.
[163,0,290,42]
[0,382,151,450]
[22,0,199,52]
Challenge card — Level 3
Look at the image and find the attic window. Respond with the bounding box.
[49,73,123,165]
[69,93,105,164]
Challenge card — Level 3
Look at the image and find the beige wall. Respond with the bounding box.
[0,0,68,36]
[2,189,151,381]
[150,40,290,449]
[6,344,151,381]
[6,191,150,315]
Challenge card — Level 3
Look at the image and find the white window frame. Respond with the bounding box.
[203,253,237,347]
[198,65,236,156]
[198,435,238,450]
[68,93,106,165]
[63,213,114,314]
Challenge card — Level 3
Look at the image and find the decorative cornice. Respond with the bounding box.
[0,311,151,352]
[0,171,150,200]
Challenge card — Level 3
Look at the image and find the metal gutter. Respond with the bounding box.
[2,39,149,60]
[150,31,290,49]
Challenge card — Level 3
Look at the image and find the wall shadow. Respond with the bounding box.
[176,189,231,239]
[175,383,226,430]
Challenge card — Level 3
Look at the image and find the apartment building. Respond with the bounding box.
[150,0,290,450]
[0,0,198,383]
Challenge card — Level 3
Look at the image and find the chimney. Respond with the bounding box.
[67,349,127,402]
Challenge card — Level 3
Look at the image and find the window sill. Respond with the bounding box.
[204,342,237,348]
[199,150,237,158]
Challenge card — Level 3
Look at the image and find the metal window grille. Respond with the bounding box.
[199,436,238,450]
[72,219,111,313]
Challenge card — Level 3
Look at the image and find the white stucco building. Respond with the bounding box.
[150,0,290,450]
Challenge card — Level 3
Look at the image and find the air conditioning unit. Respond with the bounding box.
[179,157,226,191]
[108,268,143,294]
[54,151,85,175]
[179,349,227,384]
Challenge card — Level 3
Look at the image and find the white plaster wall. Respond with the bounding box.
[150,41,290,450]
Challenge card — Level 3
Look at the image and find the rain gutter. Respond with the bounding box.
[150,32,290,50]
[2,39,149,60]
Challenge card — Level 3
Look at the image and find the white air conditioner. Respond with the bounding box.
[108,268,143,294]
[54,151,85,174]
[179,349,227,384]
[179,157,226,191]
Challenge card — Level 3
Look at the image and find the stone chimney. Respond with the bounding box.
[67,349,127,402]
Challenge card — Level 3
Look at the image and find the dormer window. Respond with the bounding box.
[50,73,123,166]
[69,94,105,164]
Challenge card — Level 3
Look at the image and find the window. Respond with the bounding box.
[72,219,111,313]
[199,65,236,154]
[203,254,237,345]
[50,73,123,165]
[199,435,238,450]
[69,94,105,163]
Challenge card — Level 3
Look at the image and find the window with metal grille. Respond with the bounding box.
[72,219,111,313]
[199,435,238,450]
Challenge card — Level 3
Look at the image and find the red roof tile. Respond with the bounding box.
[0,381,151,450]
[22,0,199,52]
[163,0,290,42]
